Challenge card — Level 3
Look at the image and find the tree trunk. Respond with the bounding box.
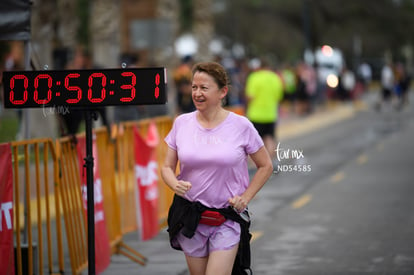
[155,0,180,67]
[56,0,79,50]
[193,0,213,61]
[90,0,120,68]
[26,0,58,139]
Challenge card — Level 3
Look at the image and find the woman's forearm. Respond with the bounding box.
[243,164,273,203]
[161,166,178,191]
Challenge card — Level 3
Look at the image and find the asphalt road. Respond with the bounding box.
[102,91,414,275]
[250,95,414,275]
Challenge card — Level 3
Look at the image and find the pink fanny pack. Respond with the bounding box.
[199,210,226,226]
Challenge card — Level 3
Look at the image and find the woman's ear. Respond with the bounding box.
[220,86,228,100]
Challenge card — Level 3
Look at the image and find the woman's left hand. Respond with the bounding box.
[228,195,248,212]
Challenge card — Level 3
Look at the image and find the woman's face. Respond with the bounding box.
[191,71,227,111]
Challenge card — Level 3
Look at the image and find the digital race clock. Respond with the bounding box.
[2,67,167,108]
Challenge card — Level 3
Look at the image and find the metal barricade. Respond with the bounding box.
[11,138,64,275]
[9,115,174,274]
[95,127,147,265]
[117,116,174,228]
[55,136,88,274]
[99,115,174,264]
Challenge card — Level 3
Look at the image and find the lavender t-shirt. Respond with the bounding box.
[165,111,264,208]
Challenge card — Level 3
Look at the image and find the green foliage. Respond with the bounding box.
[0,112,19,143]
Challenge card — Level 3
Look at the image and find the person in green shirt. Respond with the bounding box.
[245,59,284,162]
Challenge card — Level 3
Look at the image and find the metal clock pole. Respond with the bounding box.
[84,110,97,275]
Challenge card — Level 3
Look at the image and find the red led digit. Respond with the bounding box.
[64,73,82,103]
[120,71,136,102]
[9,74,28,105]
[34,74,52,104]
[88,72,106,103]
[154,73,160,99]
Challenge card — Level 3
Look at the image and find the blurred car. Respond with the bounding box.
[314,45,344,97]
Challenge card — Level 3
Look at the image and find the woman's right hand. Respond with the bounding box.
[174,180,192,197]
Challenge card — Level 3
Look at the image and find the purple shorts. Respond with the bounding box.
[174,220,241,257]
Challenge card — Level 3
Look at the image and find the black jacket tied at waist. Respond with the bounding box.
[167,194,252,275]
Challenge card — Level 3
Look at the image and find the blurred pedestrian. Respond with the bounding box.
[245,58,284,162]
[394,61,410,110]
[353,62,371,101]
[296,61,317,114]
[161,61,273,275]
[173,55,195,114]
[2,45,24,138]
[280,64,298,113]
[218,55,240,106]
[337,66,356,101]
[357,62,372,87]
[376,61,394,111]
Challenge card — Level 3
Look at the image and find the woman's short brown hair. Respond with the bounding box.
[191,61,229,89]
